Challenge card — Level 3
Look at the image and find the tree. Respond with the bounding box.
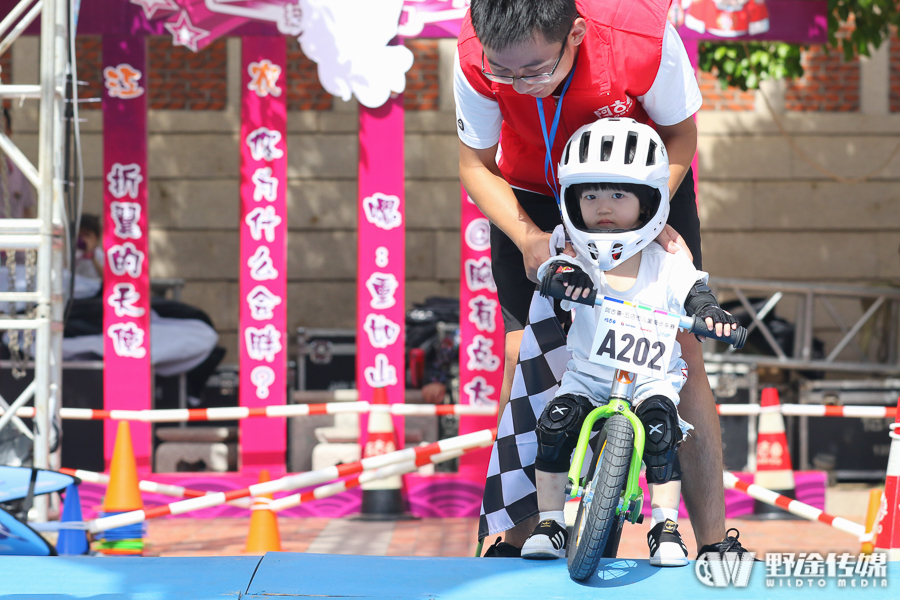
[699,0,900,91]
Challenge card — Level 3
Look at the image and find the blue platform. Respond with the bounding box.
[1,553,895,599]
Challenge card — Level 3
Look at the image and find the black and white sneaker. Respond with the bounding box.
[482,537,522,558]
[521,519,568,559]
[647,519,689,567]
[697,528,754,560]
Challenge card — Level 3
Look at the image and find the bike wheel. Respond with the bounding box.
[567,414,634,581]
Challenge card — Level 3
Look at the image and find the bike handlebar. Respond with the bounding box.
[539,275,747,350]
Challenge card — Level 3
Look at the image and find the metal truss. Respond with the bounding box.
[706,278,900,376]
[0,0,68,521]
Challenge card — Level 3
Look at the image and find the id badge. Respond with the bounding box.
[588,298,681,380]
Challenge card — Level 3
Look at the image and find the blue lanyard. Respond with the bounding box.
[536,63,577,206]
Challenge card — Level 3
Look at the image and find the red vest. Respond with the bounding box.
[458,0,670,197]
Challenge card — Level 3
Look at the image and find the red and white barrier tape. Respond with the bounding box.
[5,402,896,422]
[269,447,467,512]
[84,428,496,533]
[60,468,253,509]
[723,471,868,540]
[717,404,898,418]
[5,402,498,422]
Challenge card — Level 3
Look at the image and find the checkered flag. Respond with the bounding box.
[478,290,573,540]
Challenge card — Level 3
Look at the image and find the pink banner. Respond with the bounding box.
[102,36,152,471]
[239,36,288,473]
[357,98,406,448]
[457,187,503,481]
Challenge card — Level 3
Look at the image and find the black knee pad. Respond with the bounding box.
[635,395,683,484]
[534,394,594,473]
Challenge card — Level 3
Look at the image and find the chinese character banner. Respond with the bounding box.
[239,36,288,471]
[102,35,152,470]
[357,98,406,446]
[458,189,503,480]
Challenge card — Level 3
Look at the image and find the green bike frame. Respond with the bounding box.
[566,369,646,524]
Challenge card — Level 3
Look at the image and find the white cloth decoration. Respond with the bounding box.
[298,0,414,108]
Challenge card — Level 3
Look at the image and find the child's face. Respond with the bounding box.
[579,188,641,230]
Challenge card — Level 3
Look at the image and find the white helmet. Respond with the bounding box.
[558,118,670,271]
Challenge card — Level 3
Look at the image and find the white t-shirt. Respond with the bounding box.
[560,243,706,396]
[454,22,703,150]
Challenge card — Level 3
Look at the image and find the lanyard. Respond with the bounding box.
[536,62,577,206]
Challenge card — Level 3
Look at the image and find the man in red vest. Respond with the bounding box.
[458,0,748,559]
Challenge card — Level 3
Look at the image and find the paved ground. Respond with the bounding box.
[138,486,872,558]
[142,516,862,559]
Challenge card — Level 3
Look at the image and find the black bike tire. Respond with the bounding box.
[567,414,634,581]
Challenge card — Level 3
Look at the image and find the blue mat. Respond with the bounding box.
[0,553,894,599]
[246,553,896,599]
[0,556,261,599]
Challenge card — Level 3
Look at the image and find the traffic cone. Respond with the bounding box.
[357,386,414,520]
[104,421,143,513]
[861,488,883,555]
[245,470,282,554]
[98,422,144,555]
[56,484,88,555]
[873,399,900,560]
[749,388,799,519]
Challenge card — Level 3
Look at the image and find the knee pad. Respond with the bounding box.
[635,396,683,484]
[535,394,593,473]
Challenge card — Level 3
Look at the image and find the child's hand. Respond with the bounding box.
[693,305,737,339]
[545,261,593,300]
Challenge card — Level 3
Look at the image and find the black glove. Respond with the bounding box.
[692,304,738,341]
[539,261,596,306]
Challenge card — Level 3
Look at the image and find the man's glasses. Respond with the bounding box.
[481,38,568,86]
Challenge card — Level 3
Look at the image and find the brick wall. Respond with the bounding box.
[75,36,229,109]
[286,38,332,111]
[76,36,104,103]
[698,69,756,111]
[785,46,860,111]
[891,31,900,112]
[148,37,227,110]
[405,40,439,111]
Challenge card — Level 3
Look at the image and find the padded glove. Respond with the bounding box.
[539,261,596,306]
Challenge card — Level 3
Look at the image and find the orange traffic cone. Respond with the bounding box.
[104,422,143,513]
[357,386,413,520]
[749,388,799,519]
[873,399,900,560]
[99,422,145,555]
[245,470,282,554]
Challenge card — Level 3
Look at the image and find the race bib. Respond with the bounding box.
[588,298,681,380]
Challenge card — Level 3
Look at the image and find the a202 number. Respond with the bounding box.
[596,331,666,371]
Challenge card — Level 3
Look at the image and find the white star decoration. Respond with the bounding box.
[130,0,179,20]
[164,10,210,53]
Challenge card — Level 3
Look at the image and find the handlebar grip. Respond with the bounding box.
[539,271,597,306]
[690,316,747,350]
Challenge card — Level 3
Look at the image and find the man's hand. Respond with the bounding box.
[655,224,693,264]
[420,382,446,405]
[521,231,575,283]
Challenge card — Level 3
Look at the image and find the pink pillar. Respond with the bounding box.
[357,97,407,448]
[238,36,288,474]
[101,35,152,471]
[457,187,503,481]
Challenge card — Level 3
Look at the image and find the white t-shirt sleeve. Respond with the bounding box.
[454,50,503,149]
[637,22,703,126]
[667,250,707,314]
